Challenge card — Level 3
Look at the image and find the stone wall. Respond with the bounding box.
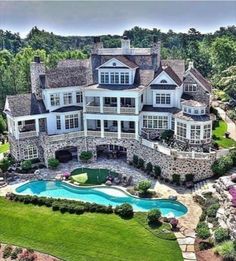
[215,176,236,239]
[10,135,216,181]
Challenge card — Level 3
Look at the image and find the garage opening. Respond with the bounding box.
[55,146,77,163]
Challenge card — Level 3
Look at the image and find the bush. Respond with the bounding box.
[11,247,22,260]
[207,203,220,218]
[172,174,180,185]
[153,165,161,178]
[0,158,11,172]
[47,158,59,169]
[214,241,236,260]
[137,158,145,170]
[138,180,152,194]
[160,130,174,142]
[3,245,13,259]
[214,228,230,243]
[199,241,214,251]
[21,160,32,172]
[147,209,161,223]
[199,210,207,221]
[146,162,153,174]
[230,150,236,166]
[212,156,234,176]
[115,203,133,218]
[185,174,194,182]
[79,151,93,162]
[196,222,210,239]
[133,155,139,167]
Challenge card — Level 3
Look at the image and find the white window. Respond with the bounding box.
[23,146,38,160]
[190,125,201,144]
[184,83,197,92]
[203,124,211,141]
[156,94,171,105]
[110,72,115,84]
[100,71,129,85]
[63,93,72,105]
[114,72,119,84]
[76,92,83,103]
[143,115,168,129]
[176,122,187,141]
[100,72,109,84]
[50,94,60,106]
[65,114,79,129]
[56,116,61,130]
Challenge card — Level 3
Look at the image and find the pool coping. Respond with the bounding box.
[14,179,188,217]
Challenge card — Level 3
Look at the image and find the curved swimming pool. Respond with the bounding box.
[15,181,188,217]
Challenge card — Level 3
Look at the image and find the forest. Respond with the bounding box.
[0,25,235,115]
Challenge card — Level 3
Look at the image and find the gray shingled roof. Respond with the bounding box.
[174,111,211,122]
[142,105,180,114]
[150,84,177,90]
[162,60,185,81]
[154,64,182,86]
[5,94,47,117]
[189,67,212,93]
[52,106,83,113]
[181,99,206,107]
[99,55,138,69]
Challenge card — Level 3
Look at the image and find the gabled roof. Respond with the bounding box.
[154,65,182,86]
[162,60,185,81]
[4,94,47,117]
[98,56,138,69]
[188,67,212,93]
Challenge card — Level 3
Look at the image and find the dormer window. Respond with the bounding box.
[100,71,130,85]
[160,79,167,84]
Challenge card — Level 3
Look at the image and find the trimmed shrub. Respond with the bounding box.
[21,160,32,172]
[214,241,236,260]
[199,210,207,222]
[133,155,139,167]
[138,180,152,194]
[199,241,214,251]
[79,151,93,162]
[153,165,161,178]
[3,245,13,259]
[196,222,210,239]
[147,209,161,223]
[115,203,133,218]
[160,129,174,142]
[48,158,59,169]
[146,162,153,174]
[230,150,236,166]
[212,156,234,176]
[214,228,230,243]
[172,174,180,185]
[185,174,194,182]
[137,158,145,170]
[206,203,220,218]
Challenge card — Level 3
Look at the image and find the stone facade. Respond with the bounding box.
[183,74,210,111]
[215,176,236,239]
[9,134,216,181]
[30,61,45,100]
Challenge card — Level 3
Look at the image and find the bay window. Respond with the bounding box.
[190,125,201,144]
[203,124,211,141]
[143,115,168,129]
[176,122,187,141]
[65,114,79,129]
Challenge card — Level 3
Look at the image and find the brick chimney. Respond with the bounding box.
[30,56,45,100]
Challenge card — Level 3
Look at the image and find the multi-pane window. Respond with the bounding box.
[50,94,60,106]
[143,115,168,129]
[176,122,187,141]
[115,72,119,83]
[65,114,79,129]
[100,71,129,84]
[56,116,61,130]
[184,83,197,92]
[190,125,201,144]
[63,93,72,105]
[76,92,83,103]
[100,72,109,84]
[156,94,171,105]
[129,121,135,129]
[23,146,38,160]
[203,124,211,140]
[171,117,175,130]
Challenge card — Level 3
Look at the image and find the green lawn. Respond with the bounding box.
[212,120,236,148]
[0,197,182,261]
[0,143,9,154]
[71,167,118,185]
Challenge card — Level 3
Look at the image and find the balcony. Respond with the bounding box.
[120,107,135,114]
[19,131,38,139]
[42,131,85,143]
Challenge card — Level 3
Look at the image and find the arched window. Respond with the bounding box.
[160,79,167,83]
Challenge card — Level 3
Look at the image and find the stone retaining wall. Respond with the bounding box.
[10,135,216,182]
[215,176,236,239]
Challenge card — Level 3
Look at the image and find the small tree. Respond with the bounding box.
[115,203,133,218]
[146,162,153,174]
[21,160,32,172]
[153,165,161,178]
[48,158,59,169]
[138,180,152,194]
[0,158,11,172]
[147,209,161,223]
[0,115,7,134]
[79,151,93,163]
[137,158,145,170]
[160,130,174,142]
[172,174,180,185]
[133,155,139,167]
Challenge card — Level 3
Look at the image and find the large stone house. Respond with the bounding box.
[4,36,215,181]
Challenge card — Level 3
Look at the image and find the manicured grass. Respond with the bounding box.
[71,167,118,185]
[212,120,236,148]
[0,143,9,154]
[0,197,182,261]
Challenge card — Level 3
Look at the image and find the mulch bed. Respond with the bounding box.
[195,238,222,261]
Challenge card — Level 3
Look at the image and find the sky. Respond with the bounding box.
[0,1,236,37]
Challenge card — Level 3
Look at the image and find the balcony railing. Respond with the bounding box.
[103,107,117,114]
[121,132,135,139]
[19,131,38,139]
[87,130,101,137]
[44,131,84,143]
[104,131,118,138]
[120,107,135,114]
[85,106,100,113]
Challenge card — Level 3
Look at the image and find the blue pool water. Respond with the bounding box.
[15,181,188,217]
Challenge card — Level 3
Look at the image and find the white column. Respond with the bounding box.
[117,97,121,114]
[83,94,86,112]
[135,120,139,140]
[118,120,121,139]
[15,120,19,139]
[101,119,104,138]
[100,96,104,113]
[135,97,139,114]
[35,119,39,135]
[84,118,87,136]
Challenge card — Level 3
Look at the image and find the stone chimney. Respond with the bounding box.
[91,36,103,54]
[30,56,45,100]
[121,36,131,54]
[188,61,194,69]
[151,36,161,69]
